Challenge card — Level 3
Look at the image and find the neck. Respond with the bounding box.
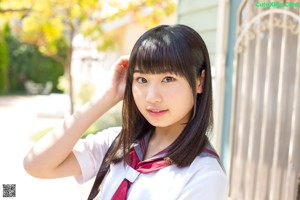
[153,125,185,144]
[144,124,186,160]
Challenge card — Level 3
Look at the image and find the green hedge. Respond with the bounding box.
[0,35,8,93]
[4,28,65,93]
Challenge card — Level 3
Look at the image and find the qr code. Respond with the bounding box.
[2,184,16,198]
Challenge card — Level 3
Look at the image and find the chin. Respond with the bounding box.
[148,121,170,128]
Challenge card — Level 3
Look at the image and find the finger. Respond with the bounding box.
[120,55,129,66]
[120,64,127,69]
[120,56,129,69]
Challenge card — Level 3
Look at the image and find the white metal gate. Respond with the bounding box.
[229,0,300,199]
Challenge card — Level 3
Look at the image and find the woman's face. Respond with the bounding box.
[132,69,198,131]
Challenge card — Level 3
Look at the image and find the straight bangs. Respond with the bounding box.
[128,27,197,83]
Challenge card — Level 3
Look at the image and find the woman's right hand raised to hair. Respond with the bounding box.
[23,56,129,179]
[104,55,129,103]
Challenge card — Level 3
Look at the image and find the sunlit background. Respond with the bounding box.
[0,0,176,199]
[0,0,299,199]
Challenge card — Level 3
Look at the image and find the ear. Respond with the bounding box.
[196,70,205,94]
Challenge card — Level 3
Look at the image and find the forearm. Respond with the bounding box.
[23,89,120,177]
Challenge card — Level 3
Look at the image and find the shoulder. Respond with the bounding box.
[193,155,225,171]
[99,126,121,140]
[189,155,227,181]
[188,156,228,195]
[72,127,121,184]
[177,156,229,199]
[93,126,121,138]
[73,126,121,161]
[188,155,227,185]
[85,126,121,145]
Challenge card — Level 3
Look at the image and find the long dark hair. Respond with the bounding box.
[108,24,213,167]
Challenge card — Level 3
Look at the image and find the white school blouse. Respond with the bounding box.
[73,127,229,200]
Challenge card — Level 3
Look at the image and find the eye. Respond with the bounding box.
[136,77,147,83]
[162,76,175,83]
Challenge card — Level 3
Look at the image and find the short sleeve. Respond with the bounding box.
[72,127,121,184]
[178,157,229,200]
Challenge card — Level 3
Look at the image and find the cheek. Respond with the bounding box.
[176,85,195,106]
[132,86,143,104]
[167,84,193,99]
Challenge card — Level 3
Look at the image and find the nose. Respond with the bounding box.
[146,83,162,104]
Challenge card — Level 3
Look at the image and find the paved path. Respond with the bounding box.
[0,95,92,199]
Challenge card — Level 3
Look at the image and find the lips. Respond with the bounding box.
[146,108,168,117]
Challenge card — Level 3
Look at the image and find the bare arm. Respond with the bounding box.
[23,56,129,179]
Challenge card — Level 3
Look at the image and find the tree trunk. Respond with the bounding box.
[67,20,75,114]
[66,62,74,114]
[47,53,74,114]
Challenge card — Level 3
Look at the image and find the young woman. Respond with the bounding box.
[24,24,228,199]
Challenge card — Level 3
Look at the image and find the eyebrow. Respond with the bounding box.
[132,71,179,78]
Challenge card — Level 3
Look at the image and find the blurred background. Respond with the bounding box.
[0,0,299,199]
